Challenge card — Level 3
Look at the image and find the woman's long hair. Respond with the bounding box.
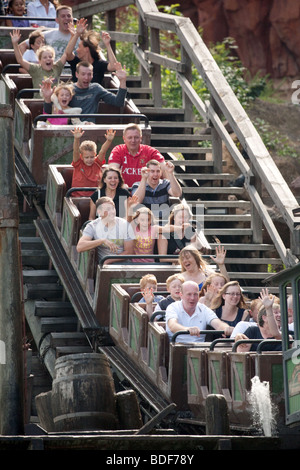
[210,280,248,310]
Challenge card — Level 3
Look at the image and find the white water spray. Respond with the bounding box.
[248,376,277,436]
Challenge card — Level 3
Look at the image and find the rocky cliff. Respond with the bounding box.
[159,0,300,78]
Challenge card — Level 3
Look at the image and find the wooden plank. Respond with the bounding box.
[50,332,89,347]
[245,183,299,267]
[23,283,63,300]
[145,50,185,72]
[150,121,206,128]
[139,107,184,115]
[202,214,251,222]
[189,200,250,208]
[40,317,78,333]
[172,160,215,165]
[226,272,271,279]
[107,31,139,43]
[204,228,252,235]
[157,146,212,153]
[128,87,152,93]
[225,257,283,265]
[151,134,211,141]
[176,173,232,180]
[176,72,207,120]
[210,243,274,251]
[182,187,245,194]
[22,270,58,284]
[35,301,75,317]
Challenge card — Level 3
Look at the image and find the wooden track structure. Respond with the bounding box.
[1,0,300,437]
[71,0,300,272]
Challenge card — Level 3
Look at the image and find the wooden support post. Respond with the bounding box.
[0,105,24,435]
[205,394,230,435]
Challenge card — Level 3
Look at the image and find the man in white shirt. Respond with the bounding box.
[27,0,57,29]
[166,281,233,343]
[76,196,135,265]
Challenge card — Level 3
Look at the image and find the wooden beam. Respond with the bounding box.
[145,51,185,72]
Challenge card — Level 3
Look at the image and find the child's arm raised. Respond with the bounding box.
[10,29,30,72]
[97,129,116,161]
[71,127,85,163]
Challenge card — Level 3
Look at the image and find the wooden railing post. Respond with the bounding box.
[210,97,223,174]
[149,27,162,107]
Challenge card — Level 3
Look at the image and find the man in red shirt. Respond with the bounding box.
[108,123,165,187]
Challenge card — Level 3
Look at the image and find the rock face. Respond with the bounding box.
[159,0,300,78]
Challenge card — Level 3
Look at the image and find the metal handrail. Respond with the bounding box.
[150,310,166,322]
[171,329,225,343]
[66,187,98,198]
[99,254,179,267]
[33,113,149,127]
[209,337,234,351]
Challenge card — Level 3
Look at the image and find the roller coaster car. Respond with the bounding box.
[15,96,147,186]
[109,282,286,429]
[0,49,19,75]
[187,346,285,430]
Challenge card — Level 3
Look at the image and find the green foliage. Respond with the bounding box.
[253,118,299,158]
[92,5,266,109]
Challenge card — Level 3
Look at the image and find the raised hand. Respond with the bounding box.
[101,31,112,47]
[142,286,154,305]
[104,129,116,142]
[210,244,226,266]
[164,160,175,174]
[74,17,88,36]
[71,127,85,139]
[40,79,54,102]
[10,29,21,45]
[259,287,274,309]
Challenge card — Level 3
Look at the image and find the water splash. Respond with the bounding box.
[248,376,277,436]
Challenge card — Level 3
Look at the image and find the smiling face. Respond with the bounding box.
[181,282,199,313]
[222,285,242,306]
[103,170,120,191]
[123,129,141,155]
[272,304,281,328]
[10,0,26,16]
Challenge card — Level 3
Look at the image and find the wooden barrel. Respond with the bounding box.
[51,353,118,432]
